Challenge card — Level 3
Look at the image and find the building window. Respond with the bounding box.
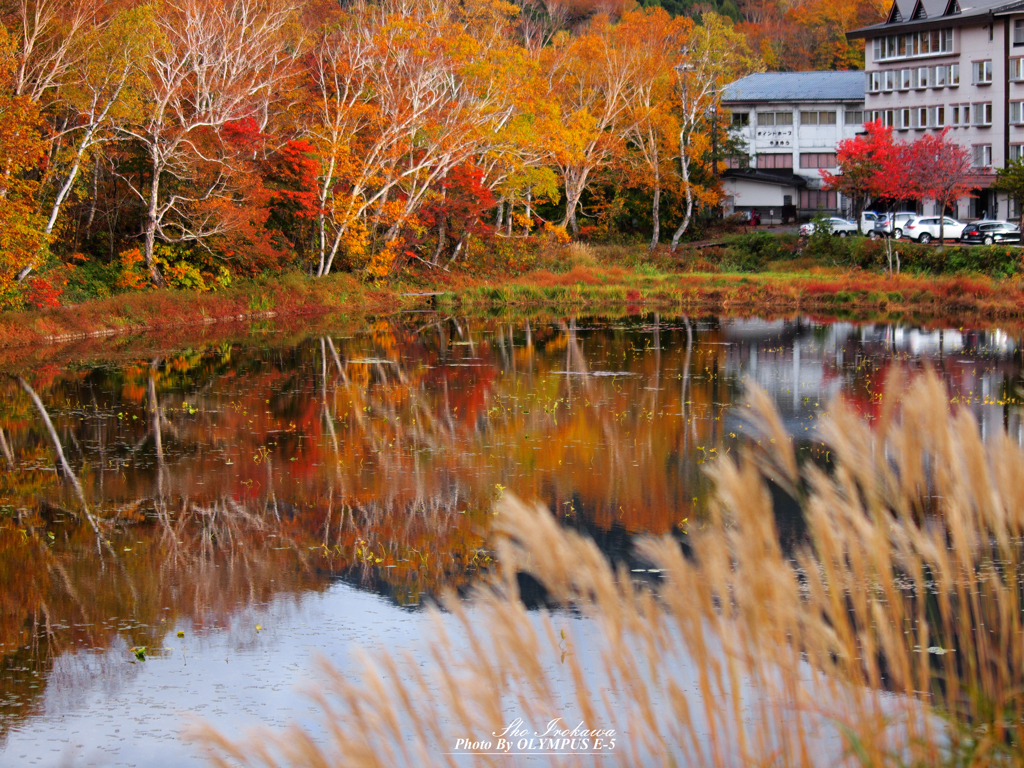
[916,107,929,128]
[872,29,954,60]
[972,60,993,85]
[950,64,960,85]
[899,69,912,89]
[932,65,946,87]
[898,108,912,129]
[867,72,880,92]
[800,190,837,209]
[757,153,793,169]
[845,109,864,125]
[724,156,750,169]
[972,102,993,126]
[915,67,929,88]
[930,105,945,127]
[756,111,793,126]
[800,111,837,125]
[799,153,838,168]
[884,109,895,127]
[1015,19,1024,45]
[1012,58,1024,81]
[732,112,750,127]
[951,105,961,126]
[972,145,992,167]
[1012,102,1024,125]
[1010,145,1024,162]
[884,71,896,91]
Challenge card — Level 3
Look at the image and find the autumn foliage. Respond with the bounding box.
[823,121,974,247]
[0,0,771,303]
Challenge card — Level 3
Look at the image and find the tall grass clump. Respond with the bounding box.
[194,371,1024,767]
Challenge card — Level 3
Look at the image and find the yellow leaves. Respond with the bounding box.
[542,222,572,244]
[365,243,399,281]
[0,26,48,299]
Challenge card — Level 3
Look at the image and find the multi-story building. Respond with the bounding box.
[720,72,866,220]
[848,0,1023,219]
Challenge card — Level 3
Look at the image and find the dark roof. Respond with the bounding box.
[722,169,809,187]
[722,72,865,104]
[848,0,1024,38]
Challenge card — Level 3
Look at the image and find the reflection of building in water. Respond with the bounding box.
[721,318,851,435]
[892,327,963,355]
[720,317,1024,445]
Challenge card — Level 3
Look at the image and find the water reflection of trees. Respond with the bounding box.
[25,316,1011,738]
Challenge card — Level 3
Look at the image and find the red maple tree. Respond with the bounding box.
[903,129,973,245]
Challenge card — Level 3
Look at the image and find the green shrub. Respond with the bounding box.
[719,232,798,271]
[858,241,1022,277]
[62,259,120,303]
[801,216,857,263]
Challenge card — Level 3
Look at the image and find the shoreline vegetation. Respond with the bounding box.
[4,239,1024,352]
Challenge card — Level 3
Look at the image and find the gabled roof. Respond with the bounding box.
[721,72,865,104]
[848,0,1016,38]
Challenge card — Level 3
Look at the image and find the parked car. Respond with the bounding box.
[902,216,967,243]
[959,220,1021,245]
[873,212,918,239]
[868,212,925,239]
[860,211,885,235]
[800,217,859,237]
[867,213,892,239]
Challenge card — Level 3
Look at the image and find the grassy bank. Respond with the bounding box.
[5,239,1024,350]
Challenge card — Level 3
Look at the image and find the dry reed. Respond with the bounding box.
[192,370,1024,767]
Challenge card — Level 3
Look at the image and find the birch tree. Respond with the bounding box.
[669,13,758,251]
[120,0,297,286]
[619,9,690,250]
[306,0,522,277]
[544,15,647,237]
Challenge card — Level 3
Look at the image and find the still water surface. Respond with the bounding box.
[1,315,1022,766]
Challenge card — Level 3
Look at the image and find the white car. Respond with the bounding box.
[860,211,884,235]
[902,216,967,243]
[873,212,918,239]
[800,217,859,237]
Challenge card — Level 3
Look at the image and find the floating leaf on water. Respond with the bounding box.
[177,631,184,638]
[131,646,147,661]
[256,624,262,632]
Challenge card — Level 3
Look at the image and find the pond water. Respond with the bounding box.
[1,314,1022,766]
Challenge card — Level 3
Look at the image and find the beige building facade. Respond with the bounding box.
[721,72,866,219]
[849,0,1024,219]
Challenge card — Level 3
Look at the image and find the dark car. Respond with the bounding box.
[960,220,1021,245]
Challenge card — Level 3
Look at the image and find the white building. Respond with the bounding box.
[720,72,866,220]
[848,0,1024,219]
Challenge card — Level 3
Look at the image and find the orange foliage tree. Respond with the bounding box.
[0,25,47,308]
[0,0,779,297]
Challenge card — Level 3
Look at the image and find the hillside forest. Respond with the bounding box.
[0,0,885,310]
